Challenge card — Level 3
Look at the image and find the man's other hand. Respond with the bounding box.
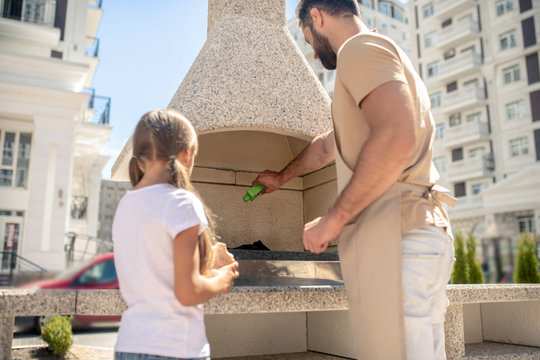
[303,215,343,254]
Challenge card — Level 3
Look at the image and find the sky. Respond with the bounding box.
[92,0,406,179]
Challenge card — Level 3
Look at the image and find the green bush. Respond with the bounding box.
[466,233,484,284]
[41,315,73,357]
[451,232,484,284]
[514,232,540,284]
[452,232,467,284]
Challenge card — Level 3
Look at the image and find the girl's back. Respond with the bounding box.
[113,183,210,358]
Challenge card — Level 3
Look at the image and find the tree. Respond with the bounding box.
[514,232,540,284]
[466,233,484,284]
[452,232,468,284]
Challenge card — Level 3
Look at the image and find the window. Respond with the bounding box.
[454,182,466,197]
[444,48,456,60]
[442,18,453,28]
[395,9,404,22]
[76,260,117,285]
[518,215,536,233]
[433,156,447,172]
[0,130,32,188]
[471,183,483,195]
[503,65,521,84]
[106,193,113,200]
[427,61,439,78]
[425,31,437,48]
[452,148,464,162]
[379,2,390,16]
[449,113,462,127]
[505,100,526,120]
[447,81,458,93]
[423,3,434,18]
[104,215,113,221]
[430,91,442,109]
[466,112,482,123]
[509,137,529,157]
[469,147,485,158]
[463,78,479,88]
[105,204,113,210]
[435,123,445,140]
[496,0,514,16]
[499,30,517,50]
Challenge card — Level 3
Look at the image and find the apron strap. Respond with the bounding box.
[401,183,458,207]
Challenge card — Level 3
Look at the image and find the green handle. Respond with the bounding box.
[243,184,265,202]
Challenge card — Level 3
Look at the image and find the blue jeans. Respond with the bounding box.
[115,352,210,360]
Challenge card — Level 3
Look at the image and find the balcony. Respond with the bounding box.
[444,119,489,147]
[83,89,111,125]
[446,154,494,182]
[435,0,478,20]
[441,86,486,114]
[448,195,483,213]
[438,18,480,49]
[439,52,482,82]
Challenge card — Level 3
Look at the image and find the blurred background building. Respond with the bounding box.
[0,0,111,280]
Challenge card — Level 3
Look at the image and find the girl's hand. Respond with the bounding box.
[210,262,240,294]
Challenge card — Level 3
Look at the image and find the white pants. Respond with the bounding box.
[402,225,455,360]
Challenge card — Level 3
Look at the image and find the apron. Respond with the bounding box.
[335,143,457,360]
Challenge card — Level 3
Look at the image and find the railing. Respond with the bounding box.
[447,153,494,182]
[448,195,483,213]
[70,196,88,220]
[0,251,46,287]
[1,0,56,27]
[441,86,485,113]
[438,19,480,48]
[64,232,113,268]
[84,36,100,58]
[83,88,111,125]
[3,285,540,359]
[88,0,103,8]
[439,52,482,80]
[444,119,489,147]
[435,0,477,18]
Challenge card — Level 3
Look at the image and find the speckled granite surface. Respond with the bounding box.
[447,284,540,304]
[464,342,540,359]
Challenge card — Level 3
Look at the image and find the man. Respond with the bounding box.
[253,1,457,359]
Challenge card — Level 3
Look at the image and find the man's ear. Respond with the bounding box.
[310,7,324,28]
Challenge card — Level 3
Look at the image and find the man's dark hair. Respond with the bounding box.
[296,0,360,28]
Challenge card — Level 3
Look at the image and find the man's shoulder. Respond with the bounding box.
[338,32,399,61]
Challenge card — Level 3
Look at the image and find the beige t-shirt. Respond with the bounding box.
[332,31,450,234]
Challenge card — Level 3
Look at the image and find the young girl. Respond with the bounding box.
[112,109,239,360]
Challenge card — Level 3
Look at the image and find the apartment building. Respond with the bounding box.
[97,180,130,242]
[288,0,410,97]
[408,0,540,282]
[0,0,111,272]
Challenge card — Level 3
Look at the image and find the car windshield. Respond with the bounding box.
[55,258,99,280]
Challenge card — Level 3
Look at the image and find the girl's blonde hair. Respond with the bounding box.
[129,109,216,274]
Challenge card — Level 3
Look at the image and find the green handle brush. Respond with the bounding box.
[243,184,265,202]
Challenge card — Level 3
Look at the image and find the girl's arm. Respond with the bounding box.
[173,225,239,306]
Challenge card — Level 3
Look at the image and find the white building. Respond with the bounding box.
[288,0,410,97]
[408,0,540,282]
[0,0,111,272]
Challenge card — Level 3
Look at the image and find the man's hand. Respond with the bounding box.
[303,215,344,254]
[252,170,285,194]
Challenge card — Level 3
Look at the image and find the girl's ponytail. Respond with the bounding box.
[129,156,144,187]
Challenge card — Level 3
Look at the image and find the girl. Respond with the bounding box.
[112,109,239,360]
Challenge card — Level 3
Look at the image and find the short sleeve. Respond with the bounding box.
[337,36,407,106]
[162,190,209,239]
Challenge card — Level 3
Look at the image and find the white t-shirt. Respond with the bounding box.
[112,183,210,358]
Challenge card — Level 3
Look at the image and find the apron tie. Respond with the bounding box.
[401,183,458,207]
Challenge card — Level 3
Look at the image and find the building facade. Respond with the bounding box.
[288,0,410,97]
[0,0,111,272]
[97,180,130,242]
[407,0,540,282]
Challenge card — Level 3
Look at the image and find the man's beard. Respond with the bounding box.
[312,27,337,70]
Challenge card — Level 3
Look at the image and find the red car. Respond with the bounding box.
[16,252,120,333]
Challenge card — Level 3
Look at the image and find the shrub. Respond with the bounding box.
[41,315,73,357]
[514,232,540,284]
[452,232,467,284]
[466,233,484,284]
[451,232,484,284]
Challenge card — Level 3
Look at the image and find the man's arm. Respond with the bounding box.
[304,80,416,253]
[252,129,335,193]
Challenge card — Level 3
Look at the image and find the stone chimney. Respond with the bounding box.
[112,0,336,251]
